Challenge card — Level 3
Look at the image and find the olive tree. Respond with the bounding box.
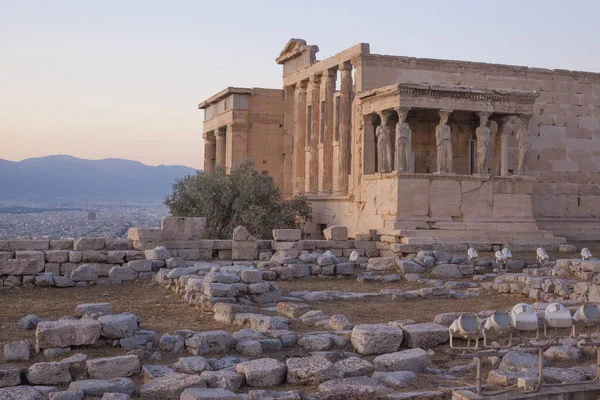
[165,159,311,239]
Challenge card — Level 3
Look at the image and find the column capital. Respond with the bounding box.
[309,74,322,84]
[202,131,215,141]
[395,107,411,122]
[295,80,308,90]
[519,114,532,126]
[216,128,226,137]
[339,61,352,71]
[323,68,337,79]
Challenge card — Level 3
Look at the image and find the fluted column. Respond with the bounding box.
[319,69,336,194]
[203,131,216,172]
[215,127,226,167]
[336,62,352,194]
[307,74,321,194]
[293,81,307,194]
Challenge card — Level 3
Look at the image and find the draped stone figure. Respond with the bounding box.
[395,108,411,172]
[435,110,453,174]
[475,112,492,175]
[376,111,393,173]
[517,115,532,175]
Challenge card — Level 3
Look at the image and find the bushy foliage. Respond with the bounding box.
[165,159,311,239]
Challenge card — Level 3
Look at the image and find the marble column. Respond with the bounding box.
[336,62,352,194]
[307,74,321,194]
[215,127,226,167]
[517,115,532,176]
[203,132,216,172]
[293,81,308,194]
[319,69,335,194]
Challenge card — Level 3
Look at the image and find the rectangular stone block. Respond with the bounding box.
[164,241,201,249]
[272,229,302,241]
[0,259,38,275]
[45,250,69,264]
[161,216,185,240]
[0,241,9,251]
[9,240,49,251]
[15,251,45,272]
[49,240,74,250]
[105,239,132,250]
[183,217,206,240]
[0,252,13,262]
[323,226,349,241]
[73,238,106,251]
[127,228,162,242]
[44,263,60,276]
[213,240,233,250]
[36,319,102,349]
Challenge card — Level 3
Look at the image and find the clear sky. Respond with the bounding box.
[1,0,599,169]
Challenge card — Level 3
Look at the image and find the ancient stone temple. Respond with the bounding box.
[199,39,600,244]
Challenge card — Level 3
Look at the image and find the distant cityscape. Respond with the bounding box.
[0,201,169,239]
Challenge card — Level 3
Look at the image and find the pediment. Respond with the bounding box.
[279,38,307,58]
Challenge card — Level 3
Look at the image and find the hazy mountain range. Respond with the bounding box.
[0,155,198,201]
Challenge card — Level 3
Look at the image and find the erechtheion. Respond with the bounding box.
[199,39,600,246]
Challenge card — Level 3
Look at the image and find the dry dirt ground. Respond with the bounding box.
[0,266,583,397]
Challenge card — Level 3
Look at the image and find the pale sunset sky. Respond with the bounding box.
[1,0,599,169]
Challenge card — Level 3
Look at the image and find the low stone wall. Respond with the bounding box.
[484,259,600,303]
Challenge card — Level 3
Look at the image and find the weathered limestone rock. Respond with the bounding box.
[70,264,98,281]
[4,340,30,361]
[247,390,302,400]
[46,250,70,264]
[213,304,253,324]
[236,340,262,357]
[433,264,462,278]
[286,355,334,384]
[69,378,136,397]
[54,276,76,287]
[180,388,242,400]
[87,355,140,379]
[98,314,138,339]
[26,361,71,385]
[373,348,431,372]
[200,369,244,392]
[277,302,311,319]
[159,334,185,353]
[499,351,547,372]
[15,250,46,272]
[18,314,41,330]
[367,257,397,272]
[145,246,171,260]
[396,259,426,274]
[371,371,418,389]
[74,238,105,251]
[138,373,205,400]
[0,387,46,399]
[173,356,212,374]
[250,315,289,332]
[0,365,21,387]
[235,358,286,387]
[317,377,393,399]
[75,303,112,318]
[544,345,582,361]
[329,314,352,331]
[48,390,85,400]
[0,259,38,275]
[36,319,102,349]
[298,334,332,351]
[351,324,404,355]
[323,226,348,241]
[272,229,301,242]
[559,244,577,253]
[142,365,175,381]
[334,357,375,378]
[401,323,449,348]
[185,331,235,355]
[109,267,138,281]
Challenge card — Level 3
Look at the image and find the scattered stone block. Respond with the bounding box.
[200,369,244,392]
[272,229,301,241]
[75,303,112,318]
[98,313,138,339]
[173,356,212,373]
[371,371,417,389]
[138,373,205,400]
[247,390,302,400]
[317,376,393,398]
[0,387,45,399]
[70,264,98,281]
[286,355,334,384]
[401,323,449,348]
[235,358,286,387]
[0,365,21,387]
[180,388,241,400]
[351,324,404,355]
[277,302,311,318]
[87,355,140,379]
[69,378,136,397]
[145,246,171,260]
[18,314,41,330]
[0,259,38,275]
[373,348,431,372]
[49,390,85,400]
[213,303,253,324]
[27,361,72,385]
[185,331,235,355]
[36,319,102,349]
[4,340,30,361]
[334,357,375,378]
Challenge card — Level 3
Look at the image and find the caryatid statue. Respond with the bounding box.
[435,110,453,174]
[395,108,411,172]
[376,111,393,173]
[517,115,532,175]
[475,112,492,175]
